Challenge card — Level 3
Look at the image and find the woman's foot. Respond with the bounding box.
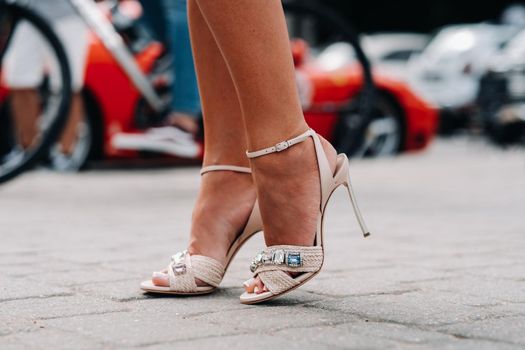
[244,131,337,294]
[151,169,256,287]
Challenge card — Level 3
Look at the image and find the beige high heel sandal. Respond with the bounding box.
[239,129,370,304]
[140,165,262,295]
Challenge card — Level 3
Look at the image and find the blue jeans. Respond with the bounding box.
[139,0,201,117]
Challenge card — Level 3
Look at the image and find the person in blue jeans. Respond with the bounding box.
[113,0,201,158]
[140,0,201,134]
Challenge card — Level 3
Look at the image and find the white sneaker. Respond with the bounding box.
[49,122,91,172]
[111,126,200,158]
[1,146,25,171]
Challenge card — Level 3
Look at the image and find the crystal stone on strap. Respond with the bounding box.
[286,251,302,267]
[272,249,285,264]
[171,250,188,275]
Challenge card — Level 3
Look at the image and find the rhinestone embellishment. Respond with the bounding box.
[272,249,285,265]
[250,251,265,273]
[250,249,302,272]
[171,250,188,275]
[286,252,302,267]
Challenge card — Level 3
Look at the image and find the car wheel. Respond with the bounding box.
[335,93,403,158]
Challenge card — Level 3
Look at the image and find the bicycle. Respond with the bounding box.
[0,0,72,184]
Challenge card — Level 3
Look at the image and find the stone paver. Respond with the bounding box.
[0,136,524,349]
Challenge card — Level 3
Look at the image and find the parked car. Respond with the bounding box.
[315,33,430,80]
[407,23,520,133]
[362,33,430,78]
[296,40,438,157]
[477,29,525,144]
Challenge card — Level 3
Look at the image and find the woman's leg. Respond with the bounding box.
[58,93,84,154]
[151,0,256,286]
[193,0,337,292]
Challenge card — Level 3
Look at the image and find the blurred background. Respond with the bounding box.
[1,0,525,180]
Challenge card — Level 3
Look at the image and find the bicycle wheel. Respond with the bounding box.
[0,2,72,184]
[283,0,375,157]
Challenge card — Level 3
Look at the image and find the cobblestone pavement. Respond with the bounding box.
[1,137,524,349]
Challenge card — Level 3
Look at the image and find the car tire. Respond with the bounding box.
[335,92,404,158]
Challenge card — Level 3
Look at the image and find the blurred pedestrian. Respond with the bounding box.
[2,0,89,170]
[112,0,201,158]
[140,0,201,134]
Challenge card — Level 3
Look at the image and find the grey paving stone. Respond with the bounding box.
[153,332,398,350]
[423,338,524,350]
[0,328,104,350]
[438,315,525,346]
[299,265,454,297]
[187,303,356,333]
[310,290,514,327]
[0,295,128,336]
[273,321,452,349]
[41,309,244,347]
[0,278,72,302]
[72,278,157,302]
[401,276,525,304]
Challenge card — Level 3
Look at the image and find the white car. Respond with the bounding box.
[315,32,429,78]
[407,23,520,110]
[361,33,430,78]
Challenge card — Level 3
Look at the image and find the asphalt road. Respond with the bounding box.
[1,136,524,349]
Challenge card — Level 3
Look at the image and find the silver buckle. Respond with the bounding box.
[275,141,290,152]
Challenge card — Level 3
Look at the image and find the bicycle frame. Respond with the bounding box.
[69,0,166,113]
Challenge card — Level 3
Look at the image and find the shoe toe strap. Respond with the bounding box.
[167,251,225,291]
[258,270,300,295]
[251,245,323,294]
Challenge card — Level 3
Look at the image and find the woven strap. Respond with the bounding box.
[167,251,225,292]
[191,255,225,287]
[246,129,314,159]
[200,165,251,176]
[251,245,323,295]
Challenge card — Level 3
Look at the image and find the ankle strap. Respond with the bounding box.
[246,129,315,159]
[200,165,252,176]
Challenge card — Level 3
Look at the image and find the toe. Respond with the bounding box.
[254,277,265,294]
[243,278,256,293]
[152,271,169,287]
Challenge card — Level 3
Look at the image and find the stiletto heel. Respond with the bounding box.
[344,169,371,238]
[332,153,370,238]
[140,165,262,295]
[239,129,371,304]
